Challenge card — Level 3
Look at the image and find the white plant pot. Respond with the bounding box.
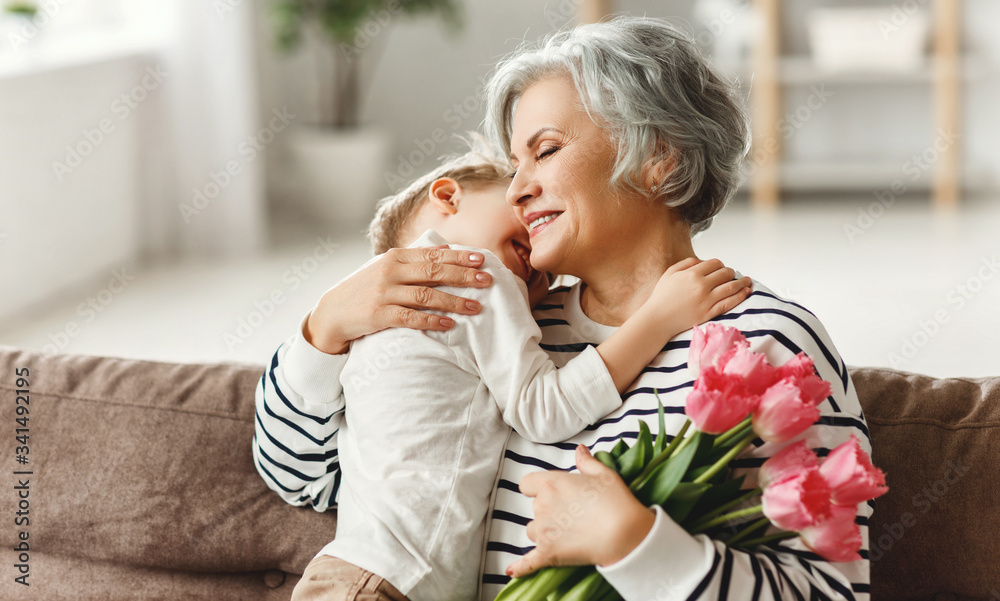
[287,126,390,234]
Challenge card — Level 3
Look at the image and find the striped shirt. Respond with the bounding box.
[253,279,871,601]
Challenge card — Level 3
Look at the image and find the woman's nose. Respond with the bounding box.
[506,168,539,207]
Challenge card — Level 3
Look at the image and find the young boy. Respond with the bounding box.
[255,141,751,601]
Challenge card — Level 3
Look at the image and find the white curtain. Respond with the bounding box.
[123,0,266,257]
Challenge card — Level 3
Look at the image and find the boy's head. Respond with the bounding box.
[368,135,550,306]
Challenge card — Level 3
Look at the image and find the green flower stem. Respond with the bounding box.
[688,487,762,531]
[692,431,757,485]
[724,516,771,546]
[733,530,799,548]
[712,417,753,447]
[691,504,763,533]
[628,419,692,492]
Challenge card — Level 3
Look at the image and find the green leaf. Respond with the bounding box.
[689,429,717,472]
[558,569,606,601]
[610,438,629,460]
[520,566,579,600]
[662,482,711,524]
[696,475,748,510]
[653,396,668,453]
[617,422,652,482]
[594,450,618,472]
[493,572,535,601]
[635,431,701,505]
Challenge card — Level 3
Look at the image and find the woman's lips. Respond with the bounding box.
[525,211,562,238]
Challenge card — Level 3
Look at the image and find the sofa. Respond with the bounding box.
[0,345,996,601]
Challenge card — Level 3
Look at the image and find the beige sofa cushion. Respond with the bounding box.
[853,367,1000,601]
[0,346,335,578]
[1,345,997,600]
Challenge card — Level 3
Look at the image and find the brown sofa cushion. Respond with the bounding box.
[0,346,335,579]
[1,345,997,600]
[853,367,1000,601]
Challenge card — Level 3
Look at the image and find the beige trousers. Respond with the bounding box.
[291,555,411,601]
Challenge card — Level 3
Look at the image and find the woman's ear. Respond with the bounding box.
[427,178,462,215]
[644,148,678,193]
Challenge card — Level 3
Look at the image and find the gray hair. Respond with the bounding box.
[483,16,750,233]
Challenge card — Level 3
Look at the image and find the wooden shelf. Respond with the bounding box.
[749,0,963,209]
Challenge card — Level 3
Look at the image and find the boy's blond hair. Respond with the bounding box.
[368,133,511,255]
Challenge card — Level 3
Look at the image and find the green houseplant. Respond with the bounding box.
[268,0,463,231]
[271,0,462,129]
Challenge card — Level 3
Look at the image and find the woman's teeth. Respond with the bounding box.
[529,214,559,230]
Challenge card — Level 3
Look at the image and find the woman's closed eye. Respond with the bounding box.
[537,146,559,161]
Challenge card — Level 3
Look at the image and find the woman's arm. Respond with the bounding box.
[252,246,493,509]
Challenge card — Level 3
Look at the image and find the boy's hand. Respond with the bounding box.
[644,258,752,332]
[305,246,494,355]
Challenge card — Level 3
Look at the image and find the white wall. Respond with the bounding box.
[256,0,999,204]
[0,54,145,321]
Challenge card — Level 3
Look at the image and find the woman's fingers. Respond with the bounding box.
[505,548,547,579]
[372,304,456,332]
[388,285,482,315]
[387,246,493,288]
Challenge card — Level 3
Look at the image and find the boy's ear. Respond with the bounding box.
[427,178,462,215]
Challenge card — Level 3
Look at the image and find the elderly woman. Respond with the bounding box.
[255,17,870,601]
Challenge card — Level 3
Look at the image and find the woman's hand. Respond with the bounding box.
[506,445,656,578]
[305,246,494,355]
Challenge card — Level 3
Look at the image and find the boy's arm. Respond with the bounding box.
[466,257,749,445]
[595,258,752,392]
[252,312,349,511]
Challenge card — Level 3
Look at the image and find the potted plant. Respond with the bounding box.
[270,0,462,232]
[1,1,38,55]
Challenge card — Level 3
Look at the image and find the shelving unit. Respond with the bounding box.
[749,0,963,209]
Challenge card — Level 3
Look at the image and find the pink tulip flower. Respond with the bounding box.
[761,467,832,531]
[820,435,888,506]
[759,440,819,489]
[799,503,863,563]
[753,378,822,443]
[685,367,758,434]
[722,345,780,395]
[688,323,749,377]
[777,353,831,405]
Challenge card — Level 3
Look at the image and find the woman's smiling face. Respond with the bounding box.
[506,74,641,278]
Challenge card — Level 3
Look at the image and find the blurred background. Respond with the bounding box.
[0,0,997,377]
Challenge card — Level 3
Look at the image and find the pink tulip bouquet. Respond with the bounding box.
[496,324,888,601]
